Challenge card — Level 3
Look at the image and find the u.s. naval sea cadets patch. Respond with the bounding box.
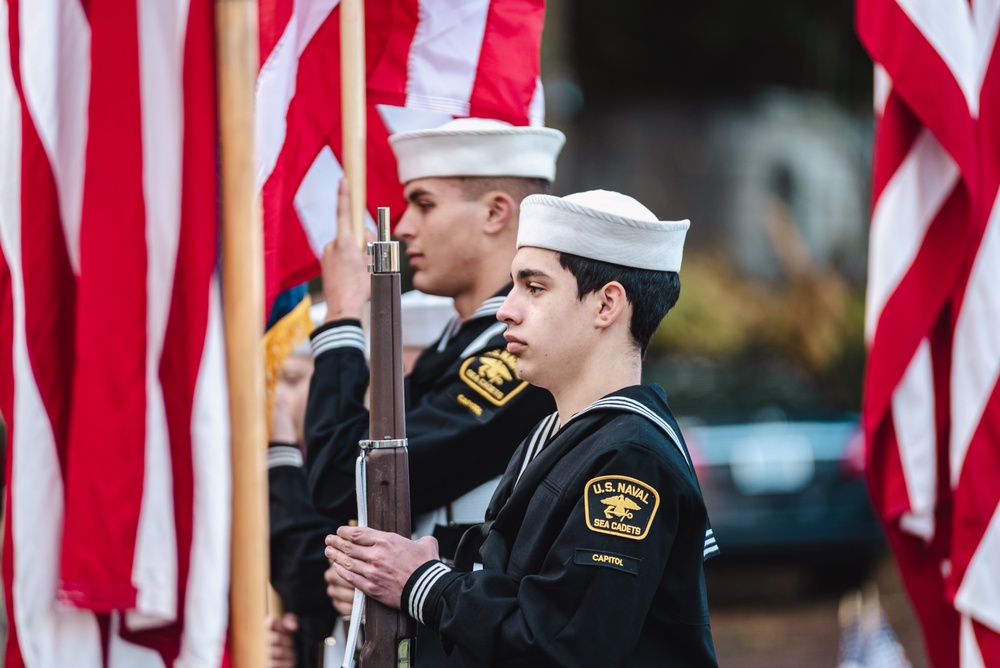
[459,349,528,406]
[584,475,660,540]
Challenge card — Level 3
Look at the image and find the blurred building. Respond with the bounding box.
[540,1,875,412]
[543,0,873,286]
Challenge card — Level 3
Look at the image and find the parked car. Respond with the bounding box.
[681,413,885,573]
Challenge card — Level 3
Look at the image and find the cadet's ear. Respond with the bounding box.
[594,281,628,330]
[483,191,517,235]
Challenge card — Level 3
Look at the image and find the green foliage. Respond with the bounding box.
[647,252,866,414]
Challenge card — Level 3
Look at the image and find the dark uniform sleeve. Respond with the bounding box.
[401,442,710,667]
[303,320,371,525]
[304,320,552,523]
[268,444,338,620]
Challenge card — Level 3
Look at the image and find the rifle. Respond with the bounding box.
[360,207,416,667]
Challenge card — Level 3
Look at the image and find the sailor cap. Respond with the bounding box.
[517,190,690,272]
[389,118,565,184]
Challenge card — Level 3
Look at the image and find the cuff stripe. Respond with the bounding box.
[703,528,719,559]
[267,446,304,469]
[311,325,365,358]
[407,562,451,624]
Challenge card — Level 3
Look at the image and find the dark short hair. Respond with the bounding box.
[558,252,680,357]
[457,176,552,203]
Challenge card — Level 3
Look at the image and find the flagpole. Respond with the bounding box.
[215,2,268,667]
[342,0,367,246]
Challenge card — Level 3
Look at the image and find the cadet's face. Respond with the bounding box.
[275,353,314,444]
[394,178,483,298]
[497,247,594,390]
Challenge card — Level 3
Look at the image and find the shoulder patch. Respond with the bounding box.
[459,349,528,406]
[584,475,660,540]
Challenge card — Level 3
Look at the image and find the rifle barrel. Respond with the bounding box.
[362,208,416,666]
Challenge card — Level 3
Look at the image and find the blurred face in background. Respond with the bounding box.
[275,352,314,445]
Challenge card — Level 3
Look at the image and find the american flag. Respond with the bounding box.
[857,0,1000,665]
[256,0,547,311]
[0,1,231,666]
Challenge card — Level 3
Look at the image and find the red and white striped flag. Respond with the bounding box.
[0,1,231,666]
[857,1,1000,665]
[256,0,547,311]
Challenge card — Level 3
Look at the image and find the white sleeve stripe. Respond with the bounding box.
[704,523,720,559]
[311,325,365,357]
[407,562,451,623]
[266,446,303,469]
[409,562,451,623]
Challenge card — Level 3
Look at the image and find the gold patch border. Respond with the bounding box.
[584,474,661,541]
[458,354,528,407]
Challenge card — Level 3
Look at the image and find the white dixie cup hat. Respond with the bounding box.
[517,189,690,272]
[389,117,566,183]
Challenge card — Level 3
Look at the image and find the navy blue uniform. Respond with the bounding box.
[268,444,336,668]
[403,385,719,667]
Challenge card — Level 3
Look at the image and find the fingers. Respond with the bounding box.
[331,559,384,600]
[280,612,299,633]
[324,557,354,591]
[336,177,352,238]
[268,639,296,668]
[335,177,368,251]
[325,538,358,617]
[325,562,356,617]
[325,533,380,596]
[266,614,297,668]
[327,544,376,585]
[266,612,298,636]
[333,524,380,546]
[331,595,353,618]
[319,180,371,320]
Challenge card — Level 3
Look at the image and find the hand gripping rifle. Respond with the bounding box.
[360,207,416,667]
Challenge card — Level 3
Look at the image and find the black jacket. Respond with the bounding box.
[402,385,719,667]
[267,444,337,668]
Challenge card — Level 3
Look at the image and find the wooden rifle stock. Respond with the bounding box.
[362,208,416,666]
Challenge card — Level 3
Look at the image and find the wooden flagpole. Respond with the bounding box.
[341,0,367,245]
[215,1,268,667]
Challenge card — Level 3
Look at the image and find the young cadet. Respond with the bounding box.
[305,119,564,660]
[325,190,720,667]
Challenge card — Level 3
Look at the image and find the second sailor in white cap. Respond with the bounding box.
[307,118,566,664]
